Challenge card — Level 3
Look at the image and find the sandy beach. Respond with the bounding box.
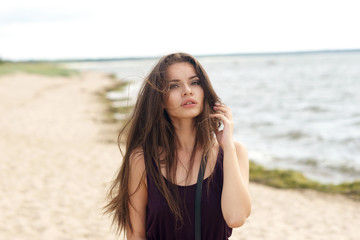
[1,72,359,240]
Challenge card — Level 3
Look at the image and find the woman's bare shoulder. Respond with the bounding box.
[128,147,147,187]
[129,147,145,164]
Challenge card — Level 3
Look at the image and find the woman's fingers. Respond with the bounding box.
[209,113,229,123]
[213,105,232,119]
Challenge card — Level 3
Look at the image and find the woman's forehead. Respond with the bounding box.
[166,62,197,79]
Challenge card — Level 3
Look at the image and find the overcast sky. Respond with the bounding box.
[1,0,359,60]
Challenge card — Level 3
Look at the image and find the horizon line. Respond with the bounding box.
[5,48,360,63]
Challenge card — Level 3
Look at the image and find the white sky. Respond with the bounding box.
[1,0,359,60]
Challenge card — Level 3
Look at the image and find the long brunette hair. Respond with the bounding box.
[104,53,221,235]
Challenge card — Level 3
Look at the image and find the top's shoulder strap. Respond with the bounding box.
[195,154,208,240]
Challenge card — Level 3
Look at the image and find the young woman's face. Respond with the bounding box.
[164,62,204,121]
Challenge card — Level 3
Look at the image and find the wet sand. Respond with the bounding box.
[0,72,359,240]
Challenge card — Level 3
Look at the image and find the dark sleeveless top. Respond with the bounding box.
[145,148,232,240]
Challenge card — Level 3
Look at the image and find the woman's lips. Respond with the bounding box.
[181,99,197,107]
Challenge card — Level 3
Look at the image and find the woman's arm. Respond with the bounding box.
[221,141,251,228]
[126,149,148,239]
[210,104,251,228]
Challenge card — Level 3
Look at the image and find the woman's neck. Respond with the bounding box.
[172,119,197,153]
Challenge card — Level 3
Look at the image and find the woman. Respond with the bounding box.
[105,53,251,239]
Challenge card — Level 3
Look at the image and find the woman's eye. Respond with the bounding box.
[169,84,179,89]
[191,80,200,85]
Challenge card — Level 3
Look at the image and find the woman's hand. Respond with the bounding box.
[210,103,234,149]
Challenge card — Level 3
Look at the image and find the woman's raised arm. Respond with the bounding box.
[210,103,251,228]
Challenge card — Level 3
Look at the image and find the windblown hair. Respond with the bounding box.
[104,52,221,235]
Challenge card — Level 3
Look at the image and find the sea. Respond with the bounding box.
[66,51,360,184]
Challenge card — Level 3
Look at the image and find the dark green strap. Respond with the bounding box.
[195,154,208,240]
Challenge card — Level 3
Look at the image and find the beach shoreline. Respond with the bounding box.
[1,72,359,240]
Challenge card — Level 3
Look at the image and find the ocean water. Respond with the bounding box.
[66,51,360,184]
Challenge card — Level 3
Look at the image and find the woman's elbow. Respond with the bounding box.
[226,206,252,228]
[226,216,247,228]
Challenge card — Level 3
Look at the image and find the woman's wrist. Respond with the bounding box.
[222,142,236,152]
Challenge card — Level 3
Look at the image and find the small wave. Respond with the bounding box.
[304,106,328,112]
[296,158,360,179]
[273,130,309,140]
[266,60,277,66]
[342,137,360,144]
[326,164,360,175]
[250,121,274,127]
[353,120,360,126]
[297,158,319,167]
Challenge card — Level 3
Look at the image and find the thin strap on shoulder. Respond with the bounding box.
[195,154,208,240]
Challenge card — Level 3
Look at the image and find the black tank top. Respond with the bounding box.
[145,148,232,240]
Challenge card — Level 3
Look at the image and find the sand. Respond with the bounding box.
[0,72,359,240]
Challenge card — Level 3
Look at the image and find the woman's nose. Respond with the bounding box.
[182,83,192,96]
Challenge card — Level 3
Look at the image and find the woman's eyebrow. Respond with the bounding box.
[169,75,198,82]
[189,75,198,79]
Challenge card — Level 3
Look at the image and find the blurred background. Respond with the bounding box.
[5,0,358,183]
[1,0,360,239]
